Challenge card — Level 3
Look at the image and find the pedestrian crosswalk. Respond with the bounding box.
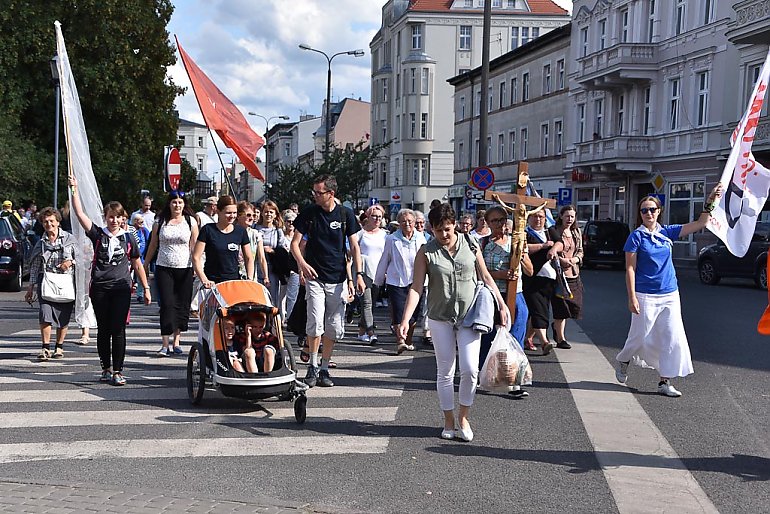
[0,304,413,464]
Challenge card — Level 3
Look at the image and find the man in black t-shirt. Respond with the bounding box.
[292,175,365,388]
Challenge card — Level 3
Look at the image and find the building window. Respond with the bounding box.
[704,0,715,24]
[557,59,565,90]
[492,0,502,7]
[576,187,599,221]
[411,24,423,49]
[747,64,761,108]
[648,0,656,43]
[421,68,429,94]
[577,103,586,142]
[410,68,416,93]
[511,77,517,104]
[540,123,549,157]
[594,98,603,138]
[379,162,387,188]
[396,73,400,100]
[465,0,473,6]
[580,27,589,57]
[459,96,466,120]
[522,72,529,102]
[382,78,388,102]
[509,131,516,161]
[488,85,493,112]
[197,157,203,171]
[520,128,528,160]
[599,19,607,49]
[475,89,481,115]
[669,78,680,130]
[499,81,506,109]
[458,141,465,169]
[612,186,626,222]
[643,87,652,135]
[178,136,186,146]
[532,27,539,39]
[498,133,505,163]
[554,120,563,155]
[459,26,472,50]
[675,0,686,36]
[669,182,705,245]
[697,71,709,127]
[521,27,531,46]
[397,30,401,58]
[284,141,291,157]
[616,94,625,135]
[394,158,400,187]
[197,136,204,147]
[543,64,551,94]
[410,113,416,138]
[620,9,629,43]
[421,113,428,139]
[395,114,400,140]
[381,120,387,142]
[511,27,519,49]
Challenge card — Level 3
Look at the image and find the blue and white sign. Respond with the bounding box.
[369,197,379,206]
[558,188,572,207]
[650,193,666,205]
[465,199,476,211]
[390,203,401,213]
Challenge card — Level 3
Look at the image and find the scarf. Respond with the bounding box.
[634,223,673,248]
[102,227,127,262]
[525,225,548,243]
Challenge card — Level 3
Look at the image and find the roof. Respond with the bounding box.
[178,118,207,129]
[408,0,568,15]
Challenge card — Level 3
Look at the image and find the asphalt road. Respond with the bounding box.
[0,270,767,513]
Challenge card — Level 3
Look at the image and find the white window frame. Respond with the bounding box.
[459,26,472,50]
[594,98,604,138]
[511,27,519,49]
[704,0,716,24]
[410,68,416,94]
[599,18,607,49]
[420,113,428,139]
[197,157,204,171]
[459,96,466,121]
[499,81,506,109]
[197,136,204,147]
[521,27,531,46]
[697,71,709,127]
[509,130,516,161]
[643,87,652,135]
[554,119,563,155]
[498,133,505,163]
[488,85,493,112]
[421,68,429,94]
[557,59,565,89]
[381,119,387,142]
[577,103,586,143]
[540,123,549,157]
[616,93,625,135]
[382,78,388,102]
[458,141,465,169]
[621,9,629,43]
[411,24,423,49]
[670,77,680,130]
[511,77,517,104]
[543,63,551,94]
[522,72,529,102]
[581,27,589,57]
[648,0,656,43]
[675,0,686,36]
[521,127,528,160]
[410,113,416,138]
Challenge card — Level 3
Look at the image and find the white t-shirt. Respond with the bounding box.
[196,210,217,226]
[356,228,387,279]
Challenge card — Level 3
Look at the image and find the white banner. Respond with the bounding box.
[55,21,104,324]
[708,49,770,257]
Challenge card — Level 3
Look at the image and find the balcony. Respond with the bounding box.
[727,0,770,45]
[576,44,658,90]
[574,135,655,172]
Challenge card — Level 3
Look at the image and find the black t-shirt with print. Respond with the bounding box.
[198,224,250,283]
[294,204,359,284]
[86,224,140,290]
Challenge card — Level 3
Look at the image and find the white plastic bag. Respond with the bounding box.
[480,306,533,391]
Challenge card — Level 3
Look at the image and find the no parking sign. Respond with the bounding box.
[470,167,495,191]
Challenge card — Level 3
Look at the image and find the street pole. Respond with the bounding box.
[325,61,332,159]
[478,0,491,168]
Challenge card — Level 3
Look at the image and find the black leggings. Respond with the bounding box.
[155,266,193,336]
[91,286,131,372]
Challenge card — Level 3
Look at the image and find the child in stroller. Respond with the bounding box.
[224,312,278,373]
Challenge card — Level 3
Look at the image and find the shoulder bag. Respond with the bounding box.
[40,253,75,303]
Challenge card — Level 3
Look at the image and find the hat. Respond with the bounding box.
[203,196,217,205]
[2,200,11,208]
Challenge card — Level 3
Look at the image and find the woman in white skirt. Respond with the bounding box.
[616,184,722,397]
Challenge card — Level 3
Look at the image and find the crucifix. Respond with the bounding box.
[484,162,557,318]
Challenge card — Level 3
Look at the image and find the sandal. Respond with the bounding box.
[327,360,337,369]
[397,342,409,355]
[52,347,64,359]
[76,337,89,345]
[300,343,310,363]
[37,348,50,361]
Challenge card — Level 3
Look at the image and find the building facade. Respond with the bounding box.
[449,23,571,215]
[567,0,741,258]
[314,97,371,163]
[369,0,570,217]
[177,117,209,180]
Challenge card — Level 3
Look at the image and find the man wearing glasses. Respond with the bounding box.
[291,175,365,387]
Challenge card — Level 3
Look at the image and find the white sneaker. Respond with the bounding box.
[615,361,629,384]
[658,381,682,397]
[356,334,370,343]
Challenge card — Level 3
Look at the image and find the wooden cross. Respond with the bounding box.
[483,162,557,318]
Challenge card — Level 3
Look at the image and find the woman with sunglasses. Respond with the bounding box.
[355,204,387,345]
[616,184,722,397]
[144,191,199,356]
[236,201,268,285]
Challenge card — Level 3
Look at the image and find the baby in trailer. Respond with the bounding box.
[224,313,278,373]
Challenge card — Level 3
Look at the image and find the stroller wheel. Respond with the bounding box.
[187,343,206,405]
[294,394,307,424]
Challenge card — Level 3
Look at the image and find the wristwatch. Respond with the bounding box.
[356,271,365,276]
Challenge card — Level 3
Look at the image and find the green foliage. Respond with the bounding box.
[0,0,183,208]
[270,139,390,211]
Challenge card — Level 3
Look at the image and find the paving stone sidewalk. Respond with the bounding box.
[0,478,357,514]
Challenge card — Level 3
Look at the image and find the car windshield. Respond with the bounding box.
[0,219,14,239]
[586,223,627,244]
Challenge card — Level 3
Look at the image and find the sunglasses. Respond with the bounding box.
[640,207,658,215]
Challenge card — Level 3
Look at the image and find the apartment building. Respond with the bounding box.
[314,97,371,164]
[177,117,208,179]
[369,0,570,217]
[449,23,571,215]
[567,0,738,258]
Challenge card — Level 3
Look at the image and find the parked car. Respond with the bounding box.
[697,222,770,290]
[582,220,631,269]
[0,214,33,291]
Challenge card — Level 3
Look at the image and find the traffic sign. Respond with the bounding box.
[369,197,379,206]
[651,172,666,192]
[465,199,476,211]
[165,146,182,192]
[470,166,495,190]
[390,203,401,213]
[650,193,666,205]
[558,188,572,206]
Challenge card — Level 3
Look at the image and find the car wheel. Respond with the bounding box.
[755,264,767,290]
[698,259,720,286]
[7,263,22,292]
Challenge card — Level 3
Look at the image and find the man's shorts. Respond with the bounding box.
[305,279,347,340]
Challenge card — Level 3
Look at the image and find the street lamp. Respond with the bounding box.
[50,56,60,209]
[298,43,365,159]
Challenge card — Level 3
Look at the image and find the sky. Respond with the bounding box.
[167,0,573,178]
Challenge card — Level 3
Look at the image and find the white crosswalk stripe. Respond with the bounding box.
[0,305,413,463]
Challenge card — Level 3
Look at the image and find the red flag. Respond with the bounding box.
[175,37,264,181]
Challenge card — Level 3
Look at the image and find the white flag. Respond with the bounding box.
[55,21,104,323]
[708,49,770,257]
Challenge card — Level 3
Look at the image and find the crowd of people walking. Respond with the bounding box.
[11,174,723,442]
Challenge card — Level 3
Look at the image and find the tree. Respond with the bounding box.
[0,0,183,208]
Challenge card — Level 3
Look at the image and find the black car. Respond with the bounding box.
[0,214,33,291]
[582,220,631,269]
[697,222,770,290]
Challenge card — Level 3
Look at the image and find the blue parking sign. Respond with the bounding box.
[465,199,476,211]
[558,188,572,206]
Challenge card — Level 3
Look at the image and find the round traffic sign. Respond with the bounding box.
[471,166,495,190]
[166,147,182,191]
